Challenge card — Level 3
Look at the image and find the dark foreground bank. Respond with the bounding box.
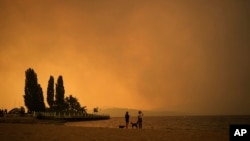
[0,123,228,141]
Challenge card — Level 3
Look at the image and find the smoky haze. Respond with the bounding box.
[0,0,249,115]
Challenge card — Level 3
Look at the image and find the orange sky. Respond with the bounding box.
[0,0,249,115]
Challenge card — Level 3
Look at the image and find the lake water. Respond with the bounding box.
[65,115,250,131]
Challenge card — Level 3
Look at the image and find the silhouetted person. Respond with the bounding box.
[137,110,143,129]
[125,111,130,128]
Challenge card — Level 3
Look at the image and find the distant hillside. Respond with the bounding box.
[99,108,190,117]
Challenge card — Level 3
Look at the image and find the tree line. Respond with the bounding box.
[24,68,86,113]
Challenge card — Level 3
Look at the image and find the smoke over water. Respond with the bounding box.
[0,0,249,115]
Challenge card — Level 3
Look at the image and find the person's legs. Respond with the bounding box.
[139,122,142,128]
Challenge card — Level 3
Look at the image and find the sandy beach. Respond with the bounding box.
[0,123,228,141]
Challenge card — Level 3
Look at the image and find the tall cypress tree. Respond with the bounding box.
[55,75,65,110]
[24,68,45,112]
[37,84,46,111]
[47,76,54,108]
[24,68,36,112]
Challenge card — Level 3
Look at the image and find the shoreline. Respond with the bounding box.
[0,113,110,124]
[0,117,66,124]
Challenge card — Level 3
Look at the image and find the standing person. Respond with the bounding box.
[137,110,143,129]
[125,111,130,128]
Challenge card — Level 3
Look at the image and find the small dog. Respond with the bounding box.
[131,122,138,128]
[119,125,125,128]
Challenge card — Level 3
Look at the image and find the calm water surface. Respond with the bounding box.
[65,115,250,131]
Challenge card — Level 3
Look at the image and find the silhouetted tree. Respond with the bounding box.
[55,75,65,110]
[79,106,87,113]
[65,95,81,111]
[47,76,54,108]
[37,84,46,111]
[24,68,45,112]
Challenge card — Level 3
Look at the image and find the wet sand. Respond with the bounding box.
[0,123,228,141]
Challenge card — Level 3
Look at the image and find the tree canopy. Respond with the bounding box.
[24,68,45,112]
[65,95,81,111]
[55,75,66,110]
[47,76,54,108]
[24,68,86,113]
